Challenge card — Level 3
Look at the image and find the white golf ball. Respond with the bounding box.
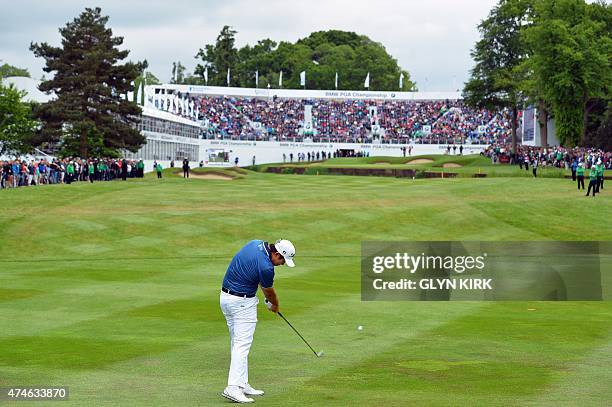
[357,325,363,331]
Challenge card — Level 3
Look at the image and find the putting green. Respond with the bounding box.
[1,167,611,406]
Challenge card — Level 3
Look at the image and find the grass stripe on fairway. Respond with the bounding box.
[1,169,611,406]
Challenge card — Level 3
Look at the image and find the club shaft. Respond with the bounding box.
[277,312,318,356]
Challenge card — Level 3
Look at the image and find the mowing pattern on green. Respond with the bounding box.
[256,154,570,178]
[1,172,611,406]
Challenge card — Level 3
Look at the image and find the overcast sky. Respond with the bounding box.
[0,0,501,91]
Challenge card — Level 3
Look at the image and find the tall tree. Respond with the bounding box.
[195,25,238,86]
[523,0,611,146]
[30,7,145,158]
[0,83,38,154]
[194,28,415,91]
[463,0,531,154]
[143,71,161,85]
[0,63,31,78]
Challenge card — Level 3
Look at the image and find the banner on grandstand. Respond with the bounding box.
[522,107,536,143]
[158,85,461,101]
[303,104,314,134]
[422,125,432,134]
[303,122,314,135]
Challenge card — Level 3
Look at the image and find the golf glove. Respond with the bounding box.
[265,299,273,310]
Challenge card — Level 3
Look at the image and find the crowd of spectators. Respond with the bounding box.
[156,94,516,145]
[1,158,146,189]
[483,144,612,170]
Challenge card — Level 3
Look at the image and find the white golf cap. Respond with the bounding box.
[275,239,296,267]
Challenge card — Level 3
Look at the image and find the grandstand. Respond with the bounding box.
[125,84,516,168]
[2,77,517,168]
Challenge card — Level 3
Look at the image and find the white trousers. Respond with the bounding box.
[220,291,259,387]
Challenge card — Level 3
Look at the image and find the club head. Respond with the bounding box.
[316,351,324,357]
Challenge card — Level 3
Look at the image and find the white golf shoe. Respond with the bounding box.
[242,383,264,396]
[222,386,254,403]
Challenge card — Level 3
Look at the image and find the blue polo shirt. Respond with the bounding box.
[222,240,275,295]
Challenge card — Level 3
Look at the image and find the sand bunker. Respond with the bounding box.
[442,163,463,168]
[406,159,434,165]
[189,173,233,180]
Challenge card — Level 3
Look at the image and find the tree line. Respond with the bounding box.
[1,8,415,158]
[1,3,609,158]
[463,0,611,150]
[183,26,415,92]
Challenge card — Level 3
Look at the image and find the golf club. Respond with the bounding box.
[277,311,323,357]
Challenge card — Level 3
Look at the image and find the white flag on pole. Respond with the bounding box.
[335,72,338,89]
[279,71,283,87]
[204,66,208,84]
[300,71,306,87]
[136,82,143,105]
[399,73,404,90]
[364,72,370,89]
[255,70,259,87]
[227,68,231,86]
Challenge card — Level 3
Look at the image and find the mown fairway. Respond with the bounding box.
[1,163,611,406]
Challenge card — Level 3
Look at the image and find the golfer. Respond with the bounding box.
[220,239,296,403]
